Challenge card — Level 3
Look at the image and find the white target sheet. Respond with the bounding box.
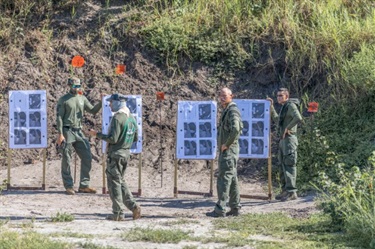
[9,90,47,149]
[102,95,142,154]
[234,99,270,159]
[176,101,217,160]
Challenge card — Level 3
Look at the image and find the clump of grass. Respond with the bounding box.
[0,179,7,194]
[160,218,199,226]
[209,212,354,248]
[78,242,117,249]
[0,231,69,249]
[123,227,191,243]
[50,212,74,222]
[50,232,93,239]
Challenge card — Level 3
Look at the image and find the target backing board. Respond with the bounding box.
[9,90,47,149]
[102,95,142,154]
[176,101,217,160]
[233,99,270,158]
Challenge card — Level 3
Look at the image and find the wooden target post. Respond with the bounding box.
[6,148,47,190]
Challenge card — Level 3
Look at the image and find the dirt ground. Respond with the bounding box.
[0,158,316,249]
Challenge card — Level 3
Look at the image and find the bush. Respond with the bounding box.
[316,165,375,248]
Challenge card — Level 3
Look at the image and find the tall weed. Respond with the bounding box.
[316,165,375,248]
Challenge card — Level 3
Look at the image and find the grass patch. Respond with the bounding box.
[50,212,74,222]
[50,232,94,239]
[209,212,354,248]
[0,231,69,249]
[78,242,118,249]
[123,227,191,243]
[160,218,200,226]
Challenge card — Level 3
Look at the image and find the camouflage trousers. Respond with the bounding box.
[61,128,92,189]
[278,136,298,193]
[106,152,137,216]
[215,148,241,215]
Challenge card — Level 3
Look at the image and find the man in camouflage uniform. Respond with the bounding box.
[206,87,242,217]
[56,77,102,195]
[268,88,303,201]
[88,93,141,221]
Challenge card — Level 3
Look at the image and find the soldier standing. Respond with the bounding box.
[206,87,242,217]
[56,77,102,195]
[88,93,141,221]
[268,88,303,201]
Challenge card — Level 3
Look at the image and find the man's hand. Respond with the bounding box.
[221,144,228,152]
[57,134,65,146]
[266,97,273,106]
[282,128,291,139]
[87,129,98,137]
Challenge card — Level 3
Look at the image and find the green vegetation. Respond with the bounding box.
[123,227,191,243]
[50,232,94,239]
[50,212,74,222]
[78,242,118,249]
[160,218,199,226]
[0,179,7,194]
[0,231,69,249]
[121,213,355,248]
[211,213,352,248]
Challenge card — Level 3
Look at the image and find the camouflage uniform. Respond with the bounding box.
[216,102,242,215]
[270,99,302,194]
[56,92,102,189]
[97,111,139,217]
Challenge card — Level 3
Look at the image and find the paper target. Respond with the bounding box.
[234,99,270,158]
[177,101,217,159]
[9,90,47,149]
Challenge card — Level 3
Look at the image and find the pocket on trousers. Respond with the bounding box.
[221,158,234,171]
[106,157,120,178]
[284,151,297,166]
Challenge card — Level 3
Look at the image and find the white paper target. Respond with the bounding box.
[9,90,47,149]
[234,99,270,158]
[176,101,217,160]
[102,95,142,154]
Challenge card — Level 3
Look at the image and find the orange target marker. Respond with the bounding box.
[71,55,85,68]
[307,102,319,113]
[115,64,126,74]
[156,92,165,101]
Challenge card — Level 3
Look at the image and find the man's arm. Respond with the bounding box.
[286,103,303,130]
[267,97,279,123]
[84,96,102,115]
[223,110,241,148]
[95,116,121,144]
[56,98,65,145]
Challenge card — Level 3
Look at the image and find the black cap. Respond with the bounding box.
[107,93,127,102]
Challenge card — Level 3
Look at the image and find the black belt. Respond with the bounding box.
[63,126,81,131]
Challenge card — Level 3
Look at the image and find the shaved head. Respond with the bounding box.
[220,87,232,95]
[218,87,233,107]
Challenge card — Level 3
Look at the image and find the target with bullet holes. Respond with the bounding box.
[176,101,217,159]
[9,90,47,149]
[234,99,271,159]
[102,95,142,154]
